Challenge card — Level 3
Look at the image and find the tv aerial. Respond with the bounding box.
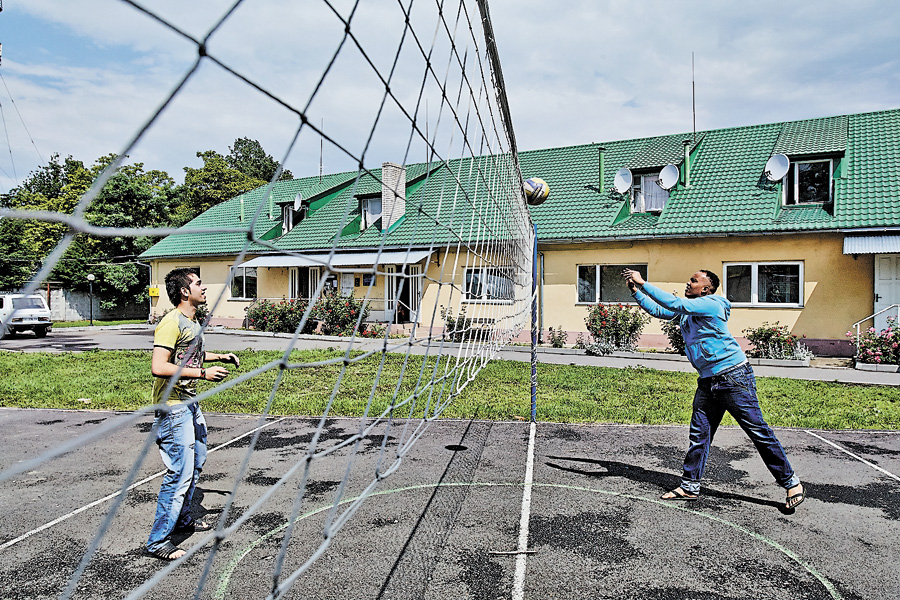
[657,164,679,190]
[764,153,790,181]
[614,168,633,194]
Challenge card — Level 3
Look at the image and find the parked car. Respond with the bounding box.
[0,293,53,338]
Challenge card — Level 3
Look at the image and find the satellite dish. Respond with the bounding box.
[614,168,633,194]
[658,164,679,190]
[764,154,790,181]
[293,192,303,212]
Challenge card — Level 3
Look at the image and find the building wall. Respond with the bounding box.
[534,233,870,355]
[151,231,872,355]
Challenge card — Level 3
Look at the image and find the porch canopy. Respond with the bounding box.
[237,249,433,269]
[843,235,900,255]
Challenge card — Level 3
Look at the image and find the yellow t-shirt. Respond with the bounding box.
[152,309,204,405]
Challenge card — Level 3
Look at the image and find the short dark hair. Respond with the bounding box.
[699,269,720,293]
[164,268,197,305]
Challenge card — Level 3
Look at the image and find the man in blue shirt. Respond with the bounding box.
[622,268,804,511]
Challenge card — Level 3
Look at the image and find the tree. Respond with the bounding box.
[176,150,266,225]
[227,137,293,182]
[0,154,178,314]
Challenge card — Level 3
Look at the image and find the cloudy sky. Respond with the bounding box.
[0,0,898,193]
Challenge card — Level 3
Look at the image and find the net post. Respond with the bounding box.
[530,224,538,423]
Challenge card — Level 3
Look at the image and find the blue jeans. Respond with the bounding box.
[681,363,799,495]
[146,403,207,552]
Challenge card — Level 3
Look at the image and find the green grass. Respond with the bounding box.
[0,350,898,430]
[53,320,147,328]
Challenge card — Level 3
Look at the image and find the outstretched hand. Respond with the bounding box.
[621,268,645,288]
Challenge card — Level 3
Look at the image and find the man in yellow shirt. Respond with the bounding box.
[146,268,239,560]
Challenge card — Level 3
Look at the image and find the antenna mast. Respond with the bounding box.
[692,52,696,142]
[319,118,323,183]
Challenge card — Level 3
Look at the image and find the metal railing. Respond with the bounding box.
[851,304,900,348]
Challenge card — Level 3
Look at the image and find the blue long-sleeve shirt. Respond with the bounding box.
[632,282,746,378]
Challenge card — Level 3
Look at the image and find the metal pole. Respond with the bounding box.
[530,224,538,423]
[89,282,93,326]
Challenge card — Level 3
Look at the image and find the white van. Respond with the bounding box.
[0,294,53,338]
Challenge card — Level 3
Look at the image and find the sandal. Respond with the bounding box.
[174,520,212,533]
[785,484,805,511]
[146,541,185,560]
[660,487,699,501]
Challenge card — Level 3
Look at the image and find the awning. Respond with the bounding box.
[843,235,900,255]
[238,249,433,268]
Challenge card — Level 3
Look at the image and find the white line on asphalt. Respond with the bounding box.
[0,416,290,551]
[804,430,900,483]
[512,421,537,600]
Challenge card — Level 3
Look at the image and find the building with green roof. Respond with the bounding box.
[142,108,900,355]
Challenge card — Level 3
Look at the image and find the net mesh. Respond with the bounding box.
[0,1,534,597]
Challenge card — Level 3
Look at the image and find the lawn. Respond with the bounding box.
[0,349,898,430]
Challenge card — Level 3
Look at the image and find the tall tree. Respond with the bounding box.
[227,137,293,182]
[176,150,266,225]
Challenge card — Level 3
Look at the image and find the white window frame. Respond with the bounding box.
[576,263,647,304]
[361,197,382,230]
[723,261,804,307]
[230,266,258,300]
[631,173,669,214]
[782,158,833,205]
[463,267,514,303]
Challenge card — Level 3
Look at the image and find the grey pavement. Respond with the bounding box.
[3,324,900,386]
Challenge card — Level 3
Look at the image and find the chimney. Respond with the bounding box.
[381,162,406,230]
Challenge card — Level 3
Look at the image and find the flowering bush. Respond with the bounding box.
[245,298,315,334]
[582,303,650,355]
[660,318,685,355]
[311,290,370,336]
[548,326,568,348]
[848,316,900,364]
[743,321,813,360]
[440,305,473,342]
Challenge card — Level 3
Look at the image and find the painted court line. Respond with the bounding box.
[0,416,289,552]
[512,421,537,600]
[804,430,900,483]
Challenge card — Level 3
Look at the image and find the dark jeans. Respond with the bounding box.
[681,363,799,494]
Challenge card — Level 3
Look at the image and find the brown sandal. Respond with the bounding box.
[785,484,805,511]
[661,487,699,501]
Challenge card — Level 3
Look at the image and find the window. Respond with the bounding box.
[281,204,305,235]
[724,262,803,306]
[577,264,647,303]
[783,159,833,205]
[631,173,669,213]
[231,266,258,299]
[464,267,513,301]
[361,197,382,230]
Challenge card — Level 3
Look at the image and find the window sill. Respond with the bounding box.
[730,303,804,309]
[228,298,258,302]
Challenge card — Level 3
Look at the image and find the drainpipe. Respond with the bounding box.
[682,139,692,187]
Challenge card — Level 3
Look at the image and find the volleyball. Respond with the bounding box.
[524,177,549,206]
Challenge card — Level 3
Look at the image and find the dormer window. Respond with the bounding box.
[281,204,305,235]
[783,157,834,205]
[631,172,668,213]
[361,197,382,230]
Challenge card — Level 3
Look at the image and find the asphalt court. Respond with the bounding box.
[1,408,898,599]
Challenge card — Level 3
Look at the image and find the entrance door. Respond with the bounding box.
[874,254,900,330]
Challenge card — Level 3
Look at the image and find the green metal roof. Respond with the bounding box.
[141,108,900,259]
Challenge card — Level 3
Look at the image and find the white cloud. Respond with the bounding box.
[0,0,898,194]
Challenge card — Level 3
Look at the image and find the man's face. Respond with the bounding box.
[685,271,712,298]
[183,273,207,305]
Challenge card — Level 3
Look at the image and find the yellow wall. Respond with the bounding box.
[153,232,874,344]
[536,233,872,341]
